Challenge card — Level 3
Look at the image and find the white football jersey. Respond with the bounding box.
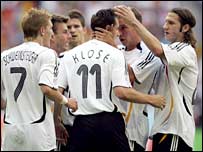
[1,42,58,150]
[151,42,198,148]
[58,39,130,115]
[118,42,162,148]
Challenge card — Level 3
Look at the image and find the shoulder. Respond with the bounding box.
[40,45,56,54]
[165,42,196,56]
[169,42,189,51]
[107,45,124,57]
[140,41,154,55]
[163,42,191,52]
[39,46,57,57]
[140,41,150,52]
[139,42,159,61]
[1,44,21,58]
[1,49,9,58]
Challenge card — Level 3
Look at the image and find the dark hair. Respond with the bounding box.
[131,7,142,23]
[51,14,69,34]
[170,8,197,48]
[91,9,116,31]
[68,9,85,27]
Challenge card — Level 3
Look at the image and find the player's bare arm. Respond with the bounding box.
[114,86,166,110]
[54,116,68,145]
[53,87,69,145]
[54,87,65,123]
[40,84,78,111]
[114,5,165,59]
[1,99,6,110]
[127,64,136,84]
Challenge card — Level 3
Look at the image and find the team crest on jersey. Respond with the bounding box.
[54,61,60,77]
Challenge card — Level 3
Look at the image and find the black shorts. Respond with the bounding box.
[67,111,130,152]
[130,140,145,152]
[152,133,192,151]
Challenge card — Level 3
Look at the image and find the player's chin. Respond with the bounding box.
[71,36,78,41]
[164,36,172,42]
[120,39,127,46]
[64,44,69,50]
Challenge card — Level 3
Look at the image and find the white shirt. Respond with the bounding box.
[58,39,130,115]
[118,42,162,148]
[151,42,198,148]
[1,42,58,150]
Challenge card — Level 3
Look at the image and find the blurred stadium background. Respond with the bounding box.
[1,1,202,151]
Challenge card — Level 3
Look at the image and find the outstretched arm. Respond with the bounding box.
[114,86,166,110]
[40,84,77,111]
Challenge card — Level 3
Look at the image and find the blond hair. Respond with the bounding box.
[21,8,52,39]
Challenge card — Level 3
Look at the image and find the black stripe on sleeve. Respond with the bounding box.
[3,111,10,124]
[137,52,155,69]
[176,43,185,49]
[176,44,188,52]
[169,42,182,50]
[170,42,188,52]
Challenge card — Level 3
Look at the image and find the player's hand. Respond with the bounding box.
[113,5,138,26]
[54,119,69,145]
[93,27,117,48]
[149,95,166,110]
[66,98,78,112]
[128,64,136,84]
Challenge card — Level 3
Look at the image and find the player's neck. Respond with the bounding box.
[126,41,141,51]
[24,36,42,46]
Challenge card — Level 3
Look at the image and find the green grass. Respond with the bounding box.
[194,127,202,151]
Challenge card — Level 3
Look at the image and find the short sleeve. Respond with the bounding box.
[161,43,196,68]
[131,52,162,83]
[38,49,59,89]
[111,50,131,88]
[57,56,69,89]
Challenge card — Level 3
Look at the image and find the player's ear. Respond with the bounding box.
[40,26,46,36]
[181,24,190,33]
[82,27,87,34]
[106,24,113,32]
[50,34,55,43]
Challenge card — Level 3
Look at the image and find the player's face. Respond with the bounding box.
[112,18,120,39]
[43,20,54,48]
[163,12,184,43]
[67,18,86,47]
[54,22,71,53]
[118,18,139,50]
